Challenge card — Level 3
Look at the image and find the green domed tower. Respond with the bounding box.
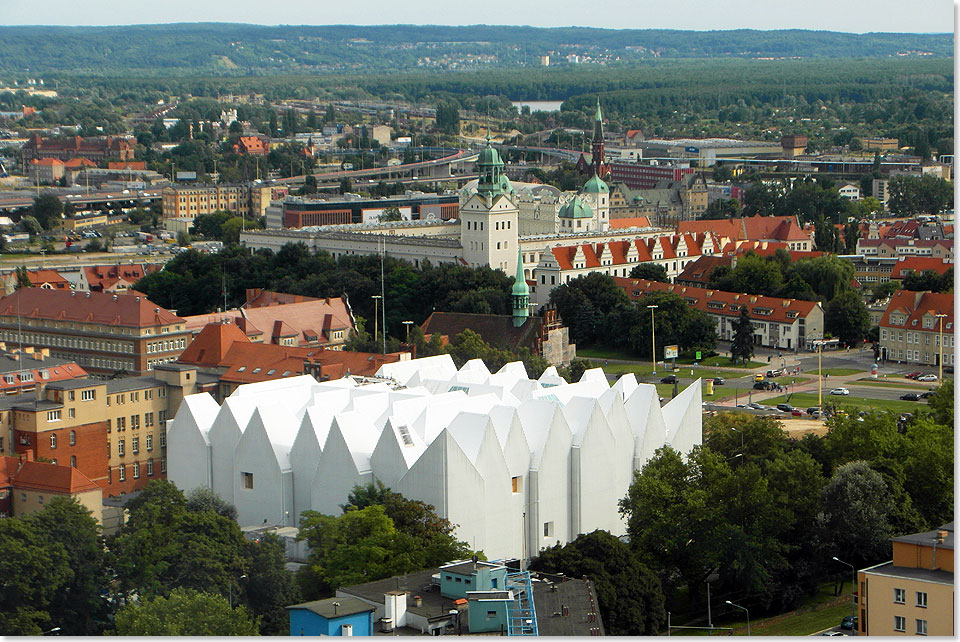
[512,247,530,327]
[477,132,506,199]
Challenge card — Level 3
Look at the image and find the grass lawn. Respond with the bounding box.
[762,391,923,414]
[576,347,636,361]
[854,378,930,388]
[575,347,765,370]
[0,253,39,261]
[808,367,868,377]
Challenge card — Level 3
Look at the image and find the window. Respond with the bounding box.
[133,462,140,479]
[132,437,139,454]
[70,455,76,467]
[916,591,927,608]
[131,414,140,429]
[38,495,43,504]
[894,616,905,632]
[916,619,927,635]
[242,472,254,489]
[511,476,521,494]
[146,434,153,451]
[145,412,154,427]
[118,439,125,456]
[50,434,57,448]
[543,521,554,537]
[68,408,75,419]
[159,410,167,423]
[47,410,61,422]
[118,465,125,482]
[894,588,905,603]
[159,431,166,447]
[147,459,154,476]
[69,430,76,446]
[68,390,75,402]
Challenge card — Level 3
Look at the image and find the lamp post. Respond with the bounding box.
[816,338,824,413]
[402,320,414,343]
[372,295,382,352]
[730,426,744,456]
[832,556,857,635]
[228,574,247,608]
[648,305,659,375]
[725,600,750,636]
[935,313,947,385]
[42,628,61,635]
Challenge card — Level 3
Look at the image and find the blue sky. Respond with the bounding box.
[2,0,954,32]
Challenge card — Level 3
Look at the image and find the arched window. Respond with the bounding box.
[50,434,57,449]
[69,430,76,446]
[70,455,77,467]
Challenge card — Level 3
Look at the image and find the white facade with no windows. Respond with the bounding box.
[166,355,702,560]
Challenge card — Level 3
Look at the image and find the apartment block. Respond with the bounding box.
[878,290,954,365]
[161,182,288,230]
[858,523,953,636]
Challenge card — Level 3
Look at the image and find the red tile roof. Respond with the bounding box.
[31,158,64,167]
[891,257,954,279]
[879,290,954,330]
[614,277,820,324]
[178,322,251,367]
[8,458,100,494]
[0,289,183,327]
[549,233,720,271]
[678,215,810,244]
[84,263,161,292]
[26,269,72,289]
[63,158,96,169]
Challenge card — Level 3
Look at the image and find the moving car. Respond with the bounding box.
[830,387,850,396]
[711,377,725,385]
[754,373,765,382]
[904,371,922,379]
[660,374,679,384]
[917,374,938,382]
[899,393,920,401]
[919,391,936,399]
[840,616,858,631]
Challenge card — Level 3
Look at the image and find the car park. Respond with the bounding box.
[917,374,938,382]
[830,387,850,395]
[660,374,678,384]
[899,393,920,401]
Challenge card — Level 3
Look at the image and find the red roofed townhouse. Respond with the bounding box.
[233,136,270,156]
[856,237,953,260]
[890,256,954,280]
[177,320,406,400]
[80,263,161,293]
[530,232,722,307]
[878,290,954,366]
[0,453,102,521]
[28,158,65,184]
[182,290,354,350]
[614,277,824,351]
[1,268,73,295]
[678,215,813,251]
[0,289,190,376]
[22,134,134,163]
[62,157,97,184]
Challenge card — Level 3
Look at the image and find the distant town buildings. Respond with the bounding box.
[161,182,289,233]
[21,134,135,164]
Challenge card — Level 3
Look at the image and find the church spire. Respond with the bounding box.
[476,131,505,199]
[511,247,530,327]
[591,98,608,179]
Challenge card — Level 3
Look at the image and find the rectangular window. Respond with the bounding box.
[146,434,153,451]
[241,472,254,489]
[131,414,140,429]
[118,439,125,456]
[147,459,154,476]
[68,390,75,401]
[47,410,61,422]
[916,619,927,635]
[132,437,139,454]
[916,591,927,608]
[543,521,554,537]
[133,462,140,479]
[159,431,166,447]
[511,476,521,494]
[894,588,905,603]
[159,410,167,423]
[68,408,75,419]
[118,465,125,482]
[160,458,166,473]
[894,616,905,632]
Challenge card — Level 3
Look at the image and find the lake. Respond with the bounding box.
[512,100,564,113]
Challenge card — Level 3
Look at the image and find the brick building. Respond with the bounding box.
[27,158,65,184]
[161,182,288,231]
[22,134,135,163]
[878,290,953,366]
[0,289,190,377]
[0,453,102,521]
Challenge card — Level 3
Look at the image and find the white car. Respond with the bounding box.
[830,387,850,396]
[917,374,939,382]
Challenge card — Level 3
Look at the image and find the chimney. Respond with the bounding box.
[413,595,422,608]
[937,530,948,542]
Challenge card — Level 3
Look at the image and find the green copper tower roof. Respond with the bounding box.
[593,98,604,141]
[583,174,609,194]
[512,247,530,327]
[477,131,507,198]
[558,196,594,219]
[512,248,530,297]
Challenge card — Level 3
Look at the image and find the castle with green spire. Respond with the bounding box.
[511,247,530,327]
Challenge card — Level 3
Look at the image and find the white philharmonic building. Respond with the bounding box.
[166,354,702,560]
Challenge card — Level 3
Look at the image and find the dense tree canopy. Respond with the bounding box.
[114,588,260,636]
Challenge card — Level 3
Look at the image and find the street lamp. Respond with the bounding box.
[730,426,744,455]
[371,295,382,352]
[647,305,659,375]
[229,574,247,608]
[832,556,857,635]
[725,600,750,636]
[42,628,61,635]
[935,313,947,385]
[402,320,414,343]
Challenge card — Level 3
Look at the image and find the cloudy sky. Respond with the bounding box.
[2,0,954,32]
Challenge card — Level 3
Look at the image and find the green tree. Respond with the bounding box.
[114,587,260,636]
[531,530,666,635]
[435,101,460,135]
[191,210,234,239]
[887,174,953,216]
[628,263,670,282]
[297,505,426,596]
[186,486,238,522]
[339,177,352,194]
[299,174,318,195]
[14,264,31,289]
[378,205,402,222]
[20,214,42,236]
[902,268,953,293]
[31,193,63,230]
[730,307,755,365]
[0,517,72,634]
[24,497,112,635]
[702,197,741,220]
[241,533,302,635]
[627,291,717,359]
[268,110,278,137]
[824,290,871,346]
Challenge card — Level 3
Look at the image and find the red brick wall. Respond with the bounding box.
[108,456,164,495]
[15,421,109,489]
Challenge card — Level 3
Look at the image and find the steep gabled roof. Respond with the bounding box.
[0,289,183,327]
[178,322,251,366]
[11,459,100,493]
[891,256,954,278]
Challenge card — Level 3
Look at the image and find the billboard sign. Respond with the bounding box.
[664,345,679,359]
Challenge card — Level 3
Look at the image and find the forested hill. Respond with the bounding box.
[2,24,952,75]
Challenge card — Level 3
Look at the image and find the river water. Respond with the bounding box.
[511,100,564,113]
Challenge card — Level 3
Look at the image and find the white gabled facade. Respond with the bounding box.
[167,354,702,561]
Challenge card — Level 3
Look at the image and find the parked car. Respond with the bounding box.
[820,631,844,636]
[945,366,954,374]
[753,381,773,391]
[840,615,858,631]
[830,387,850,396]
[766,368,784,378]
[919,391,936,399]
[776,403,794,413]
[711,377,725,385]
[660,374,679,384]
[904,371,922,379]
[899,393,920,401]
[790,409,803,417]
[806,407,821,416]
[917,374,938,382]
